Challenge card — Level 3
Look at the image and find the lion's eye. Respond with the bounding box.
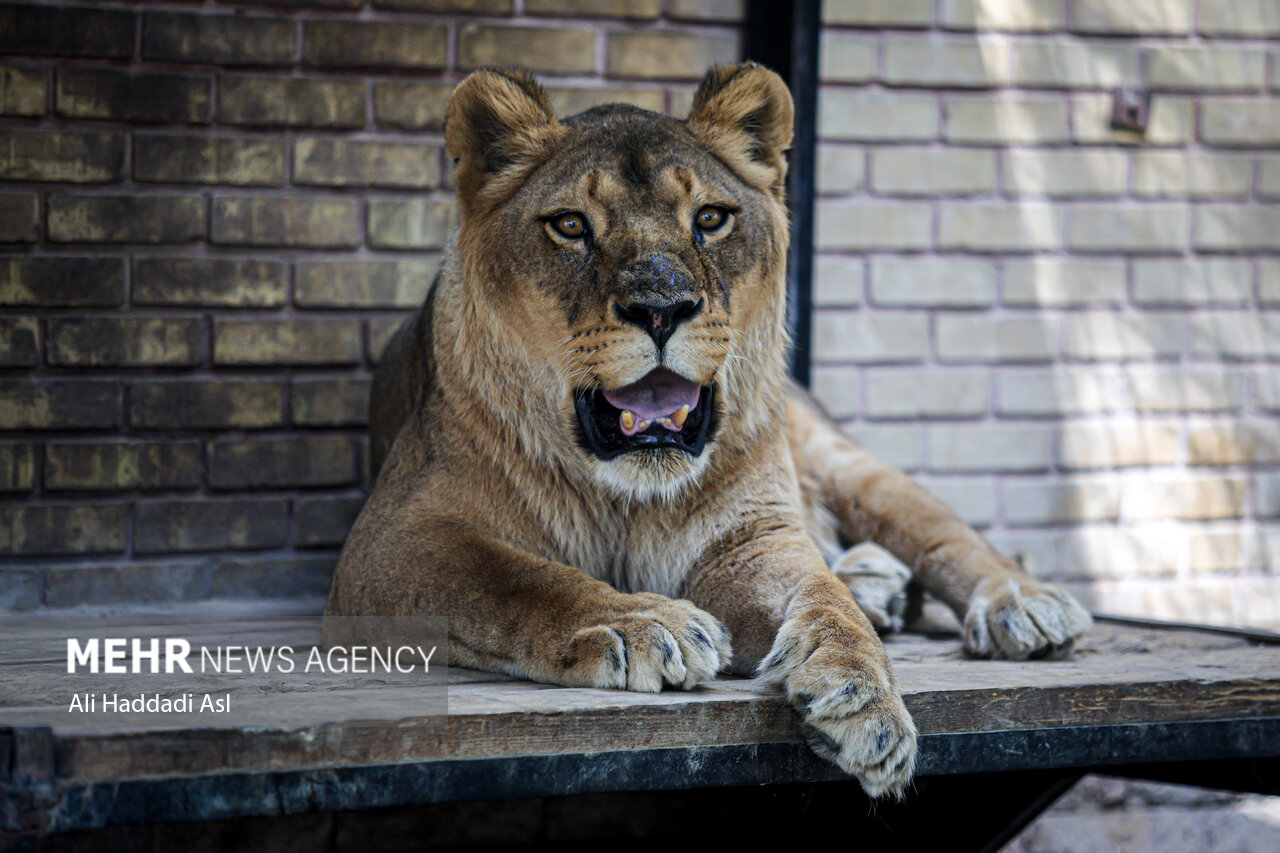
[695,206,727,232]
[551,212,588,239]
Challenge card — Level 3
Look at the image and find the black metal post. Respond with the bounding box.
[744,0,820,387]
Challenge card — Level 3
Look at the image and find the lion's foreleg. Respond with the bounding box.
[682,523,916,799]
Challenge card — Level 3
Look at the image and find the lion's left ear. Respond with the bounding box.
[686,63,794,196]
[446,68,564,215]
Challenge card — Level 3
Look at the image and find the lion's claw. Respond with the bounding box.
[964,577,1093,660]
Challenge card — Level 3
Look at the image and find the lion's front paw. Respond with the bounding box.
[563,598,731,692]
[831,542,912,633]
[964,577,1093,660]
[759,607,917,799]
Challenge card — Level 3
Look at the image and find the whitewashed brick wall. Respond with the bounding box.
[813,0,1280,628]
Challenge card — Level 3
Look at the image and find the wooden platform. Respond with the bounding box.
[2,599,1279,836]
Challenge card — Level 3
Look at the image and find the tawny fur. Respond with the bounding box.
[323,64,1091,800]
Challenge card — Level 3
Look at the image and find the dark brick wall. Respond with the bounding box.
[0,0,744,610]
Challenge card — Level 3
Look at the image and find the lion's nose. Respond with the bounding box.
[615,299,703,350]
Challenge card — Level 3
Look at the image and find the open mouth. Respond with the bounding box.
[575,368,717,461]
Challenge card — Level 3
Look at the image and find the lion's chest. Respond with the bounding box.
[546,511,708,599]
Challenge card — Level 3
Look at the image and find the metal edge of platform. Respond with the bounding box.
[5,715,1279,837]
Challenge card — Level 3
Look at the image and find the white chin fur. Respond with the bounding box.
[589,447,713,503]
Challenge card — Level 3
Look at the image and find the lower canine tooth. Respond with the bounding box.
[671,405,690,429]
[620,410,636,432]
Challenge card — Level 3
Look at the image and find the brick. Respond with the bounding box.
[607,32,737,80]
[295,496,364,547]
[935,315,1057,362]
[816,145,865,195]
[869,257,996,307]
[940,0,1066,31]
[292,379,371,427]
[1072,0,1192,34]
[1009,41,1140,88]
[1200,0,1280,35]
[914,476,997,527]
[0,381,121,429]
[1003,150,1126,197]
[45,563,210,608]
[1147,46,1266,91]
[212,196,360,248]
[0,504,125,556]
[812,311,927,363]
[294,139,440,189]
[210,437,358,489]
[2,257,125,307]
[135,500,288,554]
[48,195,204,244]
[0,192,36,242]
[131,380,284,429]
[928,424,1055,473]
[1261,158,1280,199]
[812,255,864,306]
[1003,258,1127,307]
[45,442,201,491]
[870,147,997,196]
[1067,204,1189,253]
[986,530,1061,576]
[820,90,937,141]
[943,95,1069,143]
[938,202,1061,252]
[369,198,459,250]
[1133,259,1251,306]
[305,20,446,69]
[1063,312,1183,361]
[57,69,211,124]
[0,571,41,611]
[134,258,286,308]
[1189,423,1280,466]
[235,0,363,6]
[864,367,989,419]
[822,0,931,27]
[1004,478,1120,526]
[135,134,285,186]
[0,317,38,367]
[809,366,859,419]
[1191,311,1280,359]
[49,318,204,367]
[0,129,124,182]
[1259,476,1280,517]
[0,443,35,492]
[0,4,135,58]
[526,0,658,16]
[1072,94,1192,145]
[1188,530,1269,574]
[143,12,296,65]
[1127,477,1247,521]
[210,556,335,599]
[1132,152,1251,199]
[1059,422,1179,469]
[1263,260,1280,305]
[996,368,1116,416]
[296,260,438,308]
[667,0,743,21]
[1118,367,1244,413]
[0,66,45,115]
[1195,205,1280,252]
[1058,529,1181,579]
[221,76,364,128]
[368,317,406,362]
[883,36,1008,88]
[843,424,924,472]
[214,318,362,365]
[815,202,931,250]
[819,33,876,83]
[546,86,665,116]
[373,80,452,130]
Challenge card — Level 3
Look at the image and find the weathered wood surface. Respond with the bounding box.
[2,598,1278,791]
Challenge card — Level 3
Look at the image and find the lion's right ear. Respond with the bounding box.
[445,69,563,213]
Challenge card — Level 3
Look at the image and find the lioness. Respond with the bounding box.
[323,63,1092,798]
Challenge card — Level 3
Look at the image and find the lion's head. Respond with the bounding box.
[443,63,794,501]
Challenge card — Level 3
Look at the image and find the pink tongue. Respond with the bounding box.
[603,368,701,423]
